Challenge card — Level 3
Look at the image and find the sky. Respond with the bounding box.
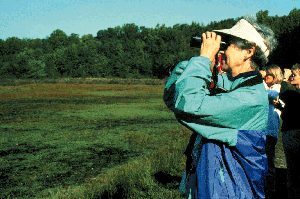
[0,0,299,40]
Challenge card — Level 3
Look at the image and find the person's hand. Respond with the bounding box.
[200,32,221,64]
[273,96,279,105]
[260,70,267,78]
[284,69,292,81]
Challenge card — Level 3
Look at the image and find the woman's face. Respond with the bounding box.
[221,43,247,75]
[264,74,275,86]
[291,70,300,89]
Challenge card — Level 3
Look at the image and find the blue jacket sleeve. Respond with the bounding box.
[164,60,189,112]
[166,57,268,146]
[268,89,279,101]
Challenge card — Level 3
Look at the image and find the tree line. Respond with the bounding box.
[0,9,299,79]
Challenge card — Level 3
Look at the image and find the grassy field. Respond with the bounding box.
[0,79,191,198]
[0,78,286,198]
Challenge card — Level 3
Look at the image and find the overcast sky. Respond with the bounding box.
[0,0,299,40]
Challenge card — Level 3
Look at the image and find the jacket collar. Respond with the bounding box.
[228,70,261,81]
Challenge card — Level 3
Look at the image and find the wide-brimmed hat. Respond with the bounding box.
[214,19,269,57]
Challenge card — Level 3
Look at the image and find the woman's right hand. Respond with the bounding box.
[200,32,221,64]
[260,70,267,78]
[284,69,292,81]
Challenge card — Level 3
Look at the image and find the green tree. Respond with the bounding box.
[42,53,61,78]
[48,29,68,50]
[121,23,140,40]
[11,48,47,78]
[26,60,47,78]
[68,33,81,45]
[3,37,25,55]
[256,10,269,25]
[2,8,300,79]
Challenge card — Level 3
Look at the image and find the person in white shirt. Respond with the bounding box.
[260,65,284,199]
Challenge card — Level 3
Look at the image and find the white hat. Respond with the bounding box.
[214,19,269,57]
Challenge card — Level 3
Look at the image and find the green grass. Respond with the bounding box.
[0,82,190,198]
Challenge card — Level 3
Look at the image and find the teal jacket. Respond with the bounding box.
[164,56,269,198]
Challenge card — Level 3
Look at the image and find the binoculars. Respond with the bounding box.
[190,36,228,51]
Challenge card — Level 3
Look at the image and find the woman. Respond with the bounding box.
[280,64,300,199]
[164,16,277,199]
[260,65,283,199]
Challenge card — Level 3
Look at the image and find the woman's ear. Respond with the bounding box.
[244,46,255,61]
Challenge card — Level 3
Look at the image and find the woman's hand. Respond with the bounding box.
[200,32,221,64]
[284,69,292,81]
[273,96,279,105]
[260,70,267,78]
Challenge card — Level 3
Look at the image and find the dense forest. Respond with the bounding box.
[0,9,299,79]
